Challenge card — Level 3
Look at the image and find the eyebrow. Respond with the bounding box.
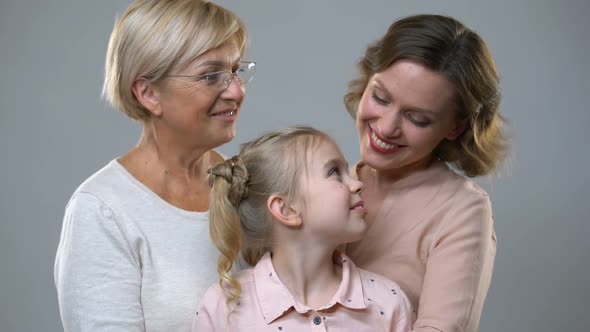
[372,78,437,114]
[194,58,241,69]
[323,157,349,171]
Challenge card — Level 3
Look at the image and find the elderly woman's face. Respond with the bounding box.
[155,43,246,149]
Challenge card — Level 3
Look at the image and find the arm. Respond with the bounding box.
[54,193,145,331]
[413,194,497,332]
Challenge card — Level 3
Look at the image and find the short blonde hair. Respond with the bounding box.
[345,15,508,177]
[103,0,248,121]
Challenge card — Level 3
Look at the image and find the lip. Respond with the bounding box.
[210,108,239,121]
[350,200,367,213]
[368,125,402,154]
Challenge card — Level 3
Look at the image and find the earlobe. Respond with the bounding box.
[132,78,162,117]
[446,119,468,141]
[267,195,302,227]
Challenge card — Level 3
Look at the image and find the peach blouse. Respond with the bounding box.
[347,161,497,332]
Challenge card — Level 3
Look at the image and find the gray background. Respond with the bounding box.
[1,0,588,331]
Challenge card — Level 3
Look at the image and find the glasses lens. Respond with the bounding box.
[215,62,256,90]
[237,62,256,85]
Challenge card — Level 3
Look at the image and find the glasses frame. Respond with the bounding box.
[166,61,256,91]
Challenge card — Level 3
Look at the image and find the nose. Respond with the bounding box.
[375,109,402,139]
[349,178,364,195]
[220,75,246,100]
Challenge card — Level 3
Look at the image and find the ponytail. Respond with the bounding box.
[208,156,249,305]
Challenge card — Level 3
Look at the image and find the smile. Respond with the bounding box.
[367,126,402,154]
[350,201,367,213]
[350,201,363,209]
[211,110,236,117]
[371,131,396,150]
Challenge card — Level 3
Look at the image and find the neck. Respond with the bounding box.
[369,155,435,191]
[135,122,213,179]
[271,242,341,309]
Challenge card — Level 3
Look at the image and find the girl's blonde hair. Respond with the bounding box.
[344,14,508,176]
[208,126,334,306]
[103,0,247,121]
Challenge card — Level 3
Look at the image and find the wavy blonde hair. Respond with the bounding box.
[102,0,248,121]
[208,126,333,307]
[344,14,508,176]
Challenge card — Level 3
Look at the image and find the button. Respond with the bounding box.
[313,316,322,325]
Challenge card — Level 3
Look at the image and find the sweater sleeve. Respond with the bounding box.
[54,192,145,331]
[413,193,497,332]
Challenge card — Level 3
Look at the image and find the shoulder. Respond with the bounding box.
[348,254,406,300]
[234,267,256,286]
[359,268,405,296]
[195,281,229,327]
[67,159,163,221]
[433,164,492,221]
[64,191,113,224]
[358,268,413,318]
[429,166,497,250]
[198,269,256,312]
[70,159,131,204]
[62,161,134,234]
[436,162,490,200]
[199,281,226,306]
[207,269,256,298]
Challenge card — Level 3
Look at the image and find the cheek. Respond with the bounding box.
[356,94,374,121]
[404,126,446,150]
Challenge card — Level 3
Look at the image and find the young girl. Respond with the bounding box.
[192,127,411,331]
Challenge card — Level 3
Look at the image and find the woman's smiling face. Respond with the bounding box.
[356,60,465,176]
[152,42,247,150]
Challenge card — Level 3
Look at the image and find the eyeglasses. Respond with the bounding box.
[167,61,256,91]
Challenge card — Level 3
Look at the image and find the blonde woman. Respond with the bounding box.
[53,1,255,331]
[193,127,411,331]
[345,15,509,332]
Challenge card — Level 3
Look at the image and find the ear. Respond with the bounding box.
[132,78,163,117]
[267,194,301,227]
[445,119,468,141]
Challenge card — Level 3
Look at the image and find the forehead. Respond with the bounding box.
[374,60,457,113]
[186,42,242,70]
[306,140,345,167]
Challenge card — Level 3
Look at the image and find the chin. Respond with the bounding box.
[345,232,366,245]
[219,125,237,141]
[206,133,234,151]
[350,221,369,238]
[361,148,393,171]
[218,134,235,147]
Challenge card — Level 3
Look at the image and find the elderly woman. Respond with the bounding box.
[345,15,508,332]
[54,1,255,331]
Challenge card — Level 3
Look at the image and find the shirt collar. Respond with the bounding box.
[253,251,367,324]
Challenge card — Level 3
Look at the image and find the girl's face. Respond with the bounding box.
[296,141,367,246]
[356,60,465,178]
